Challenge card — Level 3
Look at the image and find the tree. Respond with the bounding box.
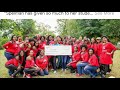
[57,19,120,44]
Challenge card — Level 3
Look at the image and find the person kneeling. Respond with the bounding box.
[67,46,81,73]
[5,55,22,78]
[84,48,99,78]
[24,50,40,78]
[36,50,49,76]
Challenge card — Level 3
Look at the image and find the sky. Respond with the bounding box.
[34,19,59,35]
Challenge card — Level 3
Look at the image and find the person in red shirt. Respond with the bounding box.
[46,35,54,45]
[23,50,40,78]
[74,39,81,52]
[36,50,49,76]
[67,46,81,73]
[90,37,97,55]
[99,36,117,78]
[39,36,46,50]
[32,41,39,59]
[3,35,19,76]
[96,37,102,57]
[5,54,21,78]
[3,35,18,60]
[16,36,24,45]
[83,38,91,51]
[76,44,89,77]
[18,50,26,75]
[10,50,26,77]
[84,48,99,78]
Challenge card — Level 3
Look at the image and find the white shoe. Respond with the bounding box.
[61,69,64,71]
[51,69,54,71]
[106,72,110,75]
[54,71,57,74]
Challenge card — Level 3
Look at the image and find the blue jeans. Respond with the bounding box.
[57,56,62,68]
[4,51,14,60]
[40,69,49,76]
[4,51,14,76]
[62,56,68,70]
[67,56,71,64]
[84,65,98,77]
[77,62,88,74]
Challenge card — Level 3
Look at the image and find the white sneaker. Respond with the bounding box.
[61,69,64,71]
[54,71,57,74]
[51,69,54,71]
[106,72,110,75]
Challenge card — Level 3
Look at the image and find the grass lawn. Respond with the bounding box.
[0,50,120,78]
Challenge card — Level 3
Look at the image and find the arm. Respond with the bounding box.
[3,42,11,49]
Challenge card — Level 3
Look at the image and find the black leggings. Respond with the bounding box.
[67,66,76,73]
[5,64,21,77]
[49,57,57,70]
[24,68,39,75]
[100,64,109,75]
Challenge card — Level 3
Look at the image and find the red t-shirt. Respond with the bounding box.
[36,56,48,69]
[39,41,46,50]
[90,43,98,55]
[100,42,117,64]
[5,58,19,67]
[25,58,35,68]
[3,41,19,55]
[97,43,102,56]
[70,51,81,68]
[88,54,99,66]
[80,51,89,62]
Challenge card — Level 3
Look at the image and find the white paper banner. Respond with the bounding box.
[45,45,72,55]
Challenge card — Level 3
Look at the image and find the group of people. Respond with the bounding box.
[3,34,117,78]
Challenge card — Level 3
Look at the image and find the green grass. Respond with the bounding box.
[0,50,120,78]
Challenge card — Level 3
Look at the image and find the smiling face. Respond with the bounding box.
[74,46,78,52]
[91,38,95,43]
[12,36,17,42]
[29,50,34,57]
[15,55,19,60]
[35,42,39,47]
[40,50,45,56]
[102,37,108,43]
[20,51,24,56]
[81,47,86,52]
[89,49,94,55]
[41,37,45,42]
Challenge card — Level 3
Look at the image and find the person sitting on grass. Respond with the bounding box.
[76,45,89,77]
[84,48,99,78]
[23,50,40,78]
[5,54,21,78]
[67,46,81,73]
[36,50,49,76]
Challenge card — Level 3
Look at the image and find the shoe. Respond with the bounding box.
[54,71,57,74]
[101,74,106,78]
[76,73,84,77]
[91,76,96,78]
[26,74,32,78]
[61,69,64,71]
[106,72,110,75]
[51,69,54,71]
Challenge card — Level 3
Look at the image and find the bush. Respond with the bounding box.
[0,37,9,50]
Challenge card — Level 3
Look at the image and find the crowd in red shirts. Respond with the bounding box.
[3,34,117,78]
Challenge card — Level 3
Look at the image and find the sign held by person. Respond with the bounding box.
[45,45,72,55]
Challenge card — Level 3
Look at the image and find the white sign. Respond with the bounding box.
[45,45,72,55]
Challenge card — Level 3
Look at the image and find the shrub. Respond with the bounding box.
[0,37,9,50]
